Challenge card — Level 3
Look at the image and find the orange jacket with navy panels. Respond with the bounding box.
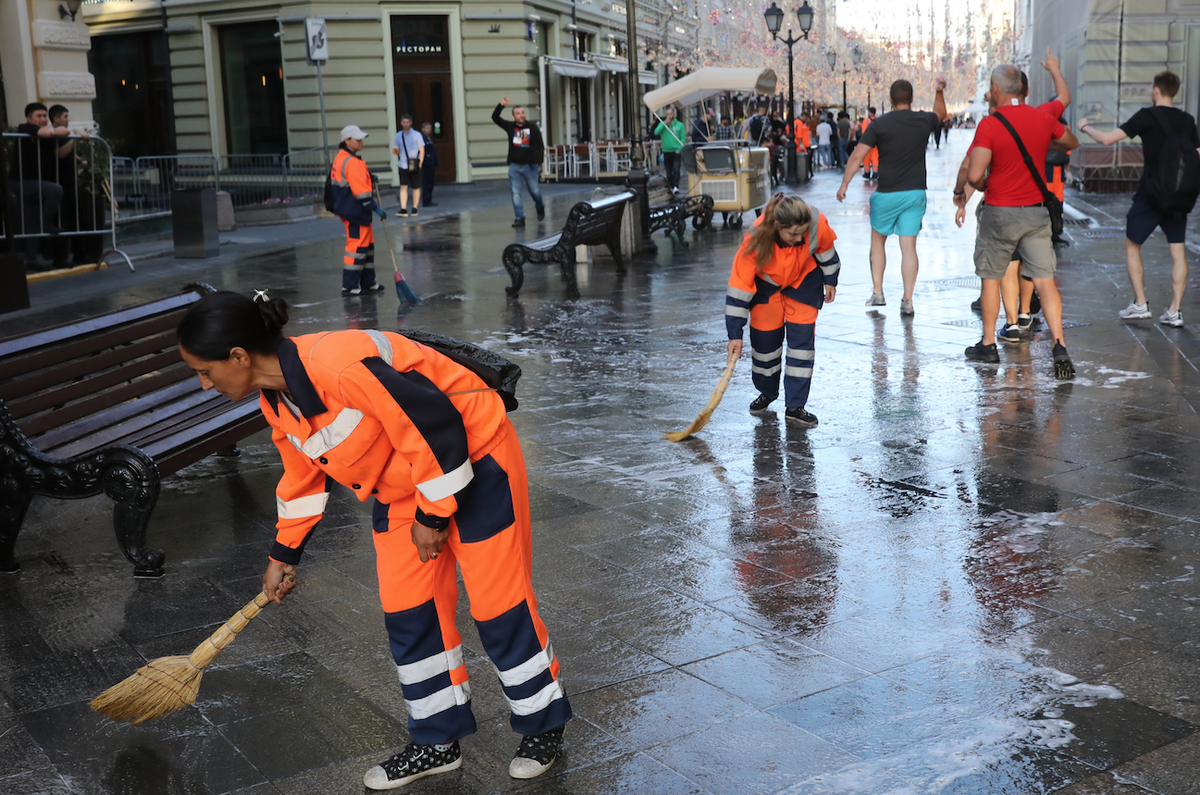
[330,146,378,226]
[724,213,839,340]
[263,330,506,565]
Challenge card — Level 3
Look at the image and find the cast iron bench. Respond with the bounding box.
[0,284,269,577]
[502,191,634,299]
[645,175,715,243]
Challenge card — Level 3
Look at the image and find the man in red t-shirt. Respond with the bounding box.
[954,64,1079,378]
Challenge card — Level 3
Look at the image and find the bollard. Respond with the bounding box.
[171,188,220,258]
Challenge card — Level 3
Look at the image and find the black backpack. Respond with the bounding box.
[1144,107,1200,216]
[323,172,335,213]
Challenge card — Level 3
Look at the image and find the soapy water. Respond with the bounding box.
[777,662,1123,794]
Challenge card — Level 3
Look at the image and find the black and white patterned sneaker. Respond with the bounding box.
[363,742,462,790]
[509,725,565,779]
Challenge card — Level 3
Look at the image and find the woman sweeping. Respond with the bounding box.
[724,194,842,427]
[176,292,571,790]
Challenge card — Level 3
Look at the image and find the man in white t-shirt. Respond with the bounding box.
[392,114,425,217]
[815,118,832,167]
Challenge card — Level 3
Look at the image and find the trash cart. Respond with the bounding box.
[682,143,771,230]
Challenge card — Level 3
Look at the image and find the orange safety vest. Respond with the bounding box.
[263,330,507,562]
[794,120,811,150]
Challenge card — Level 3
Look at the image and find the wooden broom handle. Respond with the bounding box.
[187,591,272,668]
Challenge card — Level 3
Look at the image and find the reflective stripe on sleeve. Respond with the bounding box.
[363,329,394,365]
[277,492,330,520]
[725,305,750,319]
[415,458,474,502]
[727,285,755,302]
[815,247,837,263]
[287,407,365,459]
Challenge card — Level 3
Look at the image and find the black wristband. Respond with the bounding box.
[953,189,965,195]
[415,507,451,530]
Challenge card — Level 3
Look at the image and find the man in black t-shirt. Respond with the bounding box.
[7,103,69,270]
[492,98,545,228]
[1081,70,1200,327]
[836,78,947,316]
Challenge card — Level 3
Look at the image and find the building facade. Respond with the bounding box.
[81,0,698,183]
[1,0,97,130]
[1030,0,1200,191]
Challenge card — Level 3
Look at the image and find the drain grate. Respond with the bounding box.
[921,277,982,292]
[1079,229,1126,239]
[942,318,1092,329]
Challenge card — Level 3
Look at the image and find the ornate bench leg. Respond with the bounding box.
[558,253,581,300]
[0,489,33,574]
[101,451,165,578]
[503,250,526,297]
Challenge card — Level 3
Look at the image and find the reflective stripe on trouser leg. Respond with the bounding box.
[749,294,784,399]
[373,498,477,744]
[783,320,816,409]
[455,422,571,735]
[343,223,376,291]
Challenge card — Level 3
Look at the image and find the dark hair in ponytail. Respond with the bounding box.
[176,291,289,361]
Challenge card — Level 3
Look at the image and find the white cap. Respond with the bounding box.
[340,125,368,141]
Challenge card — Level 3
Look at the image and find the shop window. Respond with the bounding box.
[88,32,173,157]
[219,21,287,155]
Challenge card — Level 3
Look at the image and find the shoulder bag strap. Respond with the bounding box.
[993,111,1056,204]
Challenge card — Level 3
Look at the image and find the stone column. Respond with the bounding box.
[0,0,96,128]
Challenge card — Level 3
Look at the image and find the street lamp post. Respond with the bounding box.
[624,0,656,253]
[764,2,815,187]
[826,45,863,116]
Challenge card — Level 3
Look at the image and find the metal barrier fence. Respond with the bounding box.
[110,147,337,223]
[2,133,133,271]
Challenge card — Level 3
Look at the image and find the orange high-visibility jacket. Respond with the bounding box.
[331,147,377,226]
[724,212,839,339]
[262,330,507,565]
[794,120,811,150]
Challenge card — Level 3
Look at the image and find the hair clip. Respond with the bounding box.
[253,289,269,303]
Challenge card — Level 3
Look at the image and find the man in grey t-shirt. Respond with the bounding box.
[837,78,947,316]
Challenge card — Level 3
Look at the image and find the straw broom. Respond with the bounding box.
[663,351,738,442]
[91,590,273,724]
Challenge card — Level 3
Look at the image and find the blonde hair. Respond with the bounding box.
[744,194,812,271]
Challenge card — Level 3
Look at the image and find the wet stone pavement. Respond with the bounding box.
[3,130,1200,794]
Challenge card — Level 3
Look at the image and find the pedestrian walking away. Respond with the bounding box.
[815,116,833,167]
[725,194,841,428]
[837,111,852,166]
[955,64,1080,379]
[858,108,879,179]
[492,98,546,228]
[653,106,687,194]
[749,105,771,147]
[392,115,425,217]
[1080,69,1200,328]
[176,292,573,791]
[420,122,439,207]
[960,49,1073,332]
[330,124,387,297]
[838,77,948,315]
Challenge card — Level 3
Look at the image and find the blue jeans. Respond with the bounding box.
[508,163,544,220]
[817,144,831,166]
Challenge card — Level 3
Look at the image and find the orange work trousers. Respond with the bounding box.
[342,221,378,292]
[371,418,571,744]
[863,147,879,173]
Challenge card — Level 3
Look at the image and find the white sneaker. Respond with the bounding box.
[865,292,886,307]
[1118,302,1151,320]
[1160,308,1184,327]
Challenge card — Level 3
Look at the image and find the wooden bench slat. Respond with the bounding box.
[119,397,246,451]
[0,291,198,360]
[15,365,191,437]
[152,409,268,477]
[0,313,182,383]
[1,330,180,401]
[140,398,264,462]
[8,352,185,423]
[33,379,198,452]
[45,388,217,459]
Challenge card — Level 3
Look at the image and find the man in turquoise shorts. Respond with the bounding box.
[838,77,947,316]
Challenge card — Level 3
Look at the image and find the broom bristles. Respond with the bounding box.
[662,354,738,442]
[91,591,272,724]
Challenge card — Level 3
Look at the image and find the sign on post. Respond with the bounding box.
[306,18,328,62]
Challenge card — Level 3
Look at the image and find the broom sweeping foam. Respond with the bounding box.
[91,588,276,724]
[663,350,738,442]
